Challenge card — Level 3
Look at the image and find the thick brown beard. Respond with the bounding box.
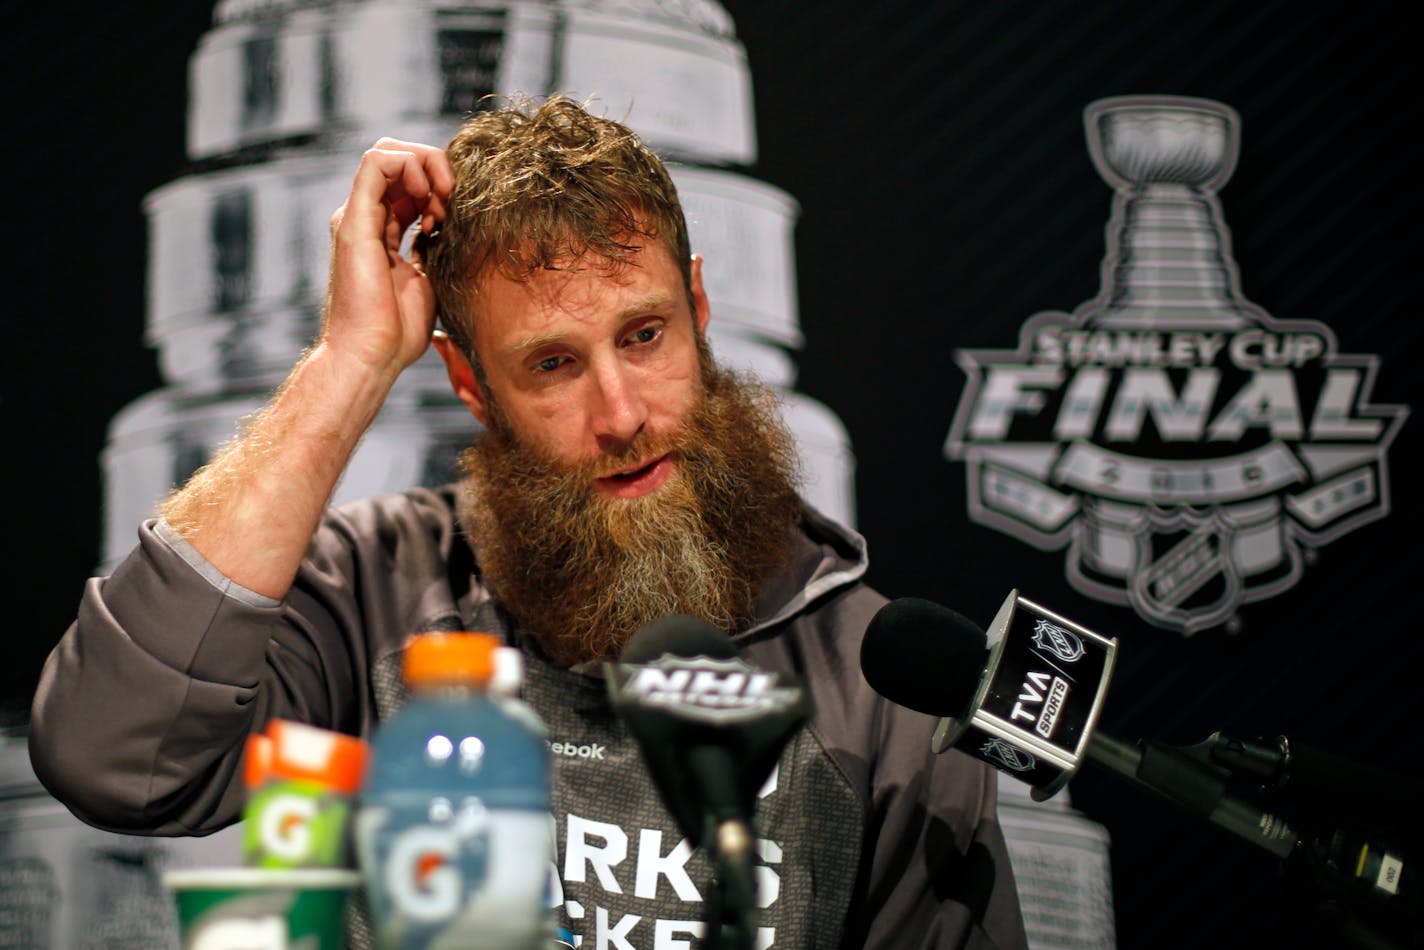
[457,362,804,666]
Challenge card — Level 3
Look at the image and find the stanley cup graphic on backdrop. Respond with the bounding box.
[102,0,858,569]
[93,2,1115,946]
[947,96,1404,636]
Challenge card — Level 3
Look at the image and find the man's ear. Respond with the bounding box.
[432,331,492,426]
[690,254,711,334]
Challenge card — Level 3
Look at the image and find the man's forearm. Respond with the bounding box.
[158,341,397,599]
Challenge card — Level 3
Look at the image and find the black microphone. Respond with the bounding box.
[606,615,811,949]
[610,615,809,847]
[861,590,1418,945]
[863,590,1120,804]
[861,591,1297,852]
[859,597,989,722]
[620,613,738,665]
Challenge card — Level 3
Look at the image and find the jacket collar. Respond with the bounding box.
[739,502,869,640]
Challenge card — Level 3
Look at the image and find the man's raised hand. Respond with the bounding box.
[324,137,455,382]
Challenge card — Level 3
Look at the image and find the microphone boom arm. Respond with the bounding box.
[1084,731,1299,860]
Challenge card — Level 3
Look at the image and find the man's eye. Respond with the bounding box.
[629,326,661,345]
[535,355,567,373]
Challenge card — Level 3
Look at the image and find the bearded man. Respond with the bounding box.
[30,97,1027,949]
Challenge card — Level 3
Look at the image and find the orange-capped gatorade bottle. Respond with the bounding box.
[354,632,555,949]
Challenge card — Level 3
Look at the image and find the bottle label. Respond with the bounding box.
[242,781,351,868]
[357,799,551,948]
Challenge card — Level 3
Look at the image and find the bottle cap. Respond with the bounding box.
[245,719,370,794]
[403,631,499,688]
[243,732,274,788]
[491,645,524,697]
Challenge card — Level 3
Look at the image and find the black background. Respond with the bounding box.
[4,2,1420,947]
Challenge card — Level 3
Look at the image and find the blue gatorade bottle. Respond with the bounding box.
[356,631,553,949]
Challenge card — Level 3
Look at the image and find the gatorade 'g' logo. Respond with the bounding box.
[256,793,316,862]
[386,827,462,922]
[382,803,494,925]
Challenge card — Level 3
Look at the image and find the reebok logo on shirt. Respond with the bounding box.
[549,740,607,760]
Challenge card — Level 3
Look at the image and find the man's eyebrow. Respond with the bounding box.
[612,293,679,326]
[506,294,679,354]
[508,331,566,355]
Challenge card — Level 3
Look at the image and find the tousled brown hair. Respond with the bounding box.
[424,95,693,361]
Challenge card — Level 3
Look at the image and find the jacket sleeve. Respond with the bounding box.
[27,518,362,837]
[789,582,1029,949]
[856,718,1029,950]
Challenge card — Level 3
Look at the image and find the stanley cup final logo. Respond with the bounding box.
[945,96,1408,636]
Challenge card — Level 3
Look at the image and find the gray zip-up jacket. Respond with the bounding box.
[30,485,1027,949]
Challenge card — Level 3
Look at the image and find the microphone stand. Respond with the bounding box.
[692,748,756,950]
[1085,733,1420,950]
[703,817,756,950]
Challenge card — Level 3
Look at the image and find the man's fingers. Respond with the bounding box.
[342,140,454,239]
[377,136,456,205]
[381,137,458,230]
[370,137,453,220]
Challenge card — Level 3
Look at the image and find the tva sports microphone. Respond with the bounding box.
[862,591,1300,856]
[605,616,811,950]
[862,590,1118,802]
[861,591,1418,945]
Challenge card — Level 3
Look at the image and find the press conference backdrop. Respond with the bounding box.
[5,2,1418,948]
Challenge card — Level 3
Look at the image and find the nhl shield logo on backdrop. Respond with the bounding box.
[944,95,1409,636]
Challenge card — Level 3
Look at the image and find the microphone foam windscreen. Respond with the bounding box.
[860,598,989,718]
[621,614,736,664]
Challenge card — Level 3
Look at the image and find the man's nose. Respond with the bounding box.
[589,360,648,446]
